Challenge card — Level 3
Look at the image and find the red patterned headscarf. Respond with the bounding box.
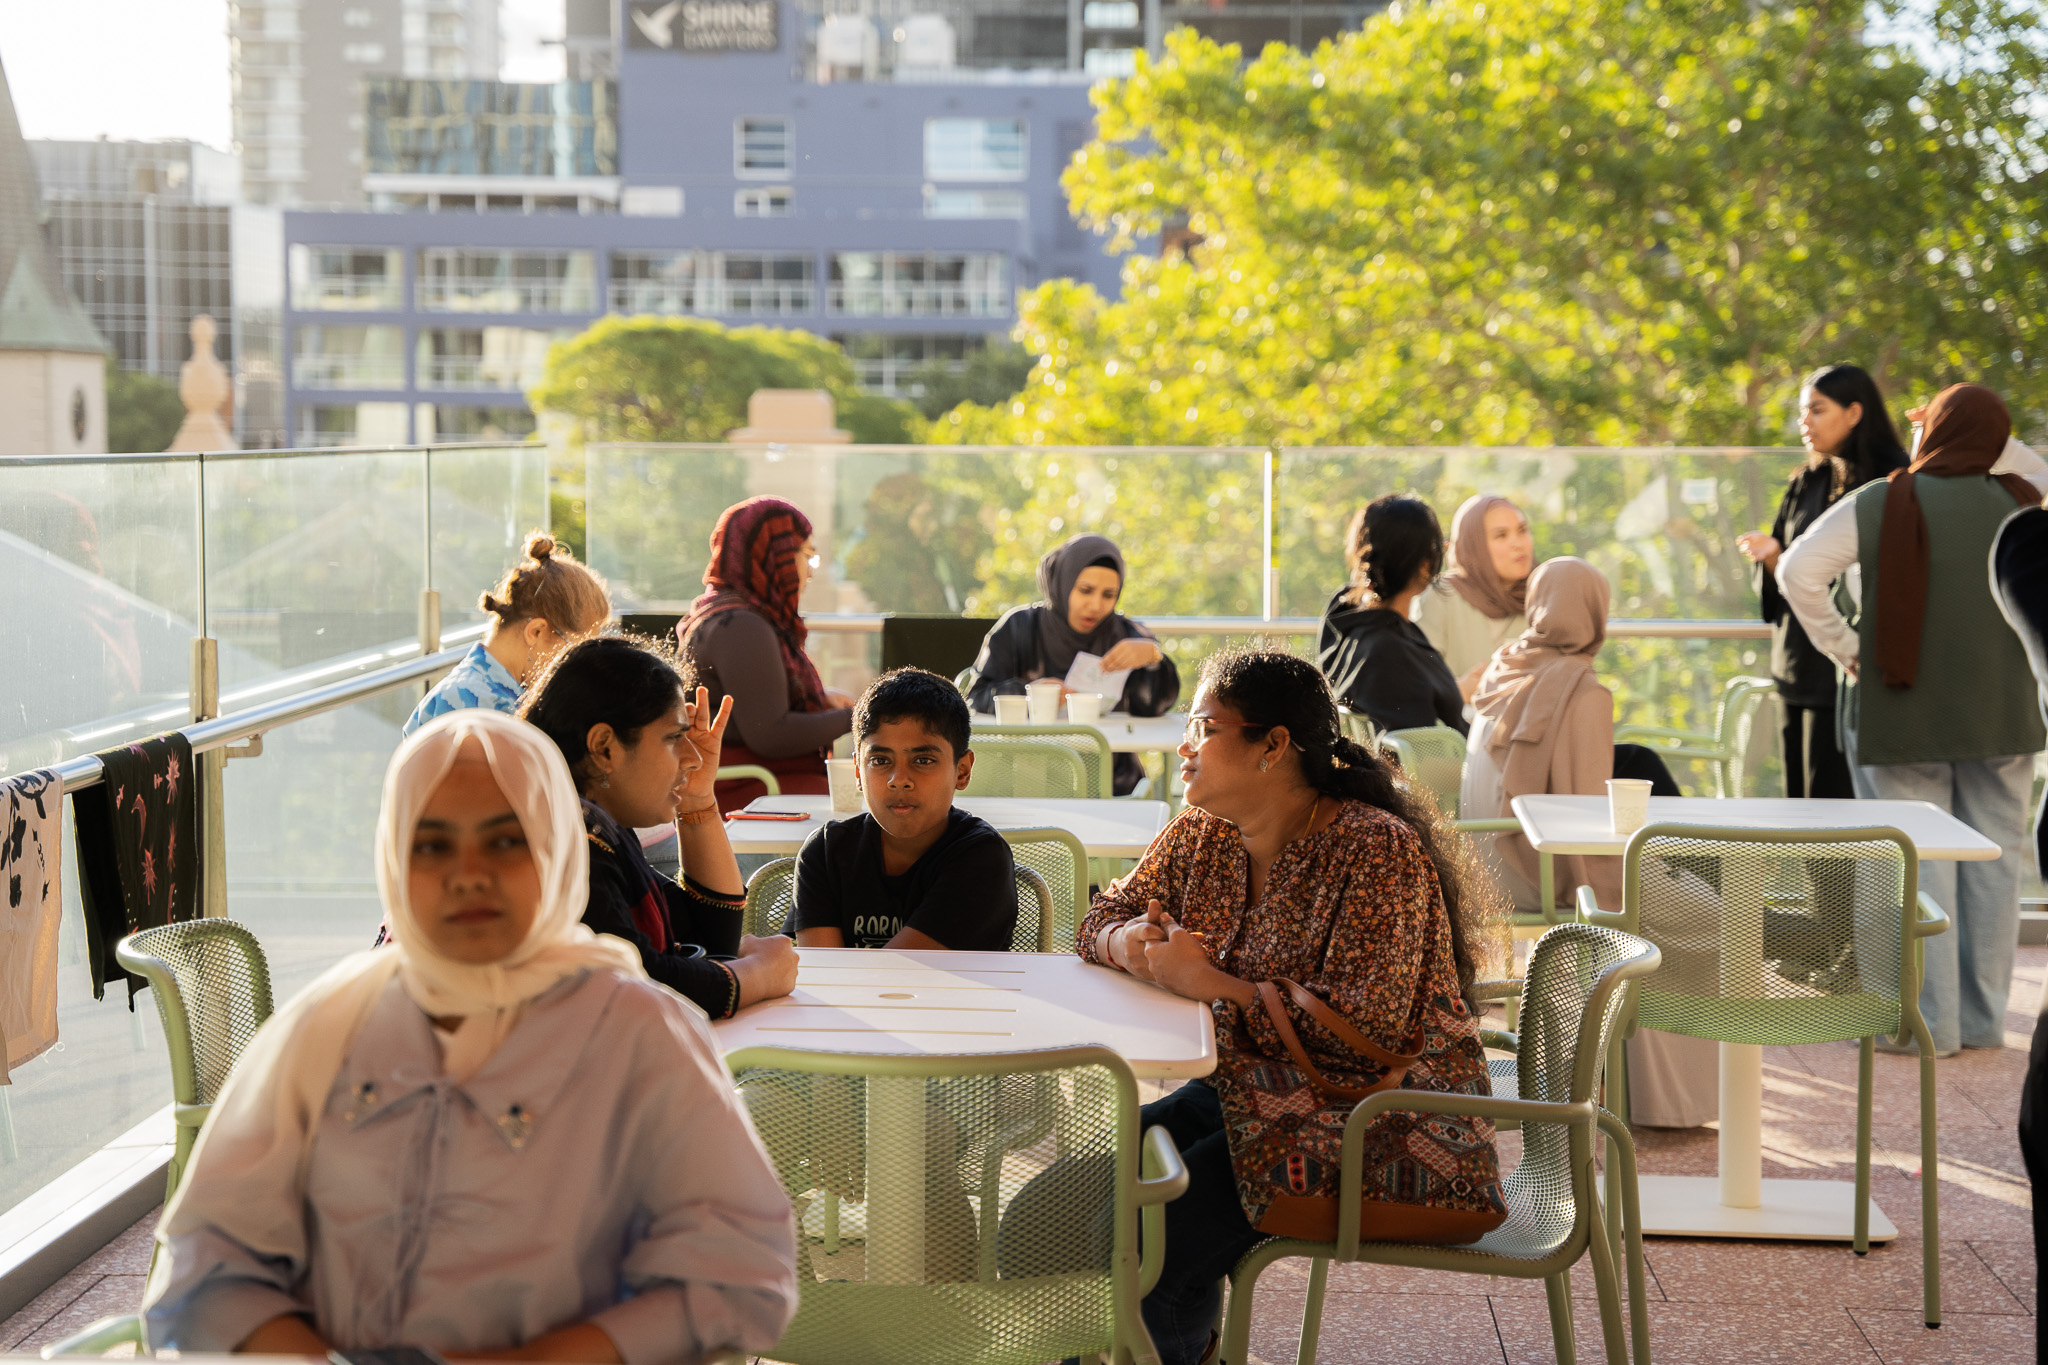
[679,497,830,712]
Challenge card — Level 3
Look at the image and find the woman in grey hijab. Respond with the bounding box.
[966,533,1180,794]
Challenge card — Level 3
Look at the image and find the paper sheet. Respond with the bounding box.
[1064,650,1131,705]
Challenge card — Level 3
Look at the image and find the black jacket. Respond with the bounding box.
[1317,592,1467,736]
[1758,455,1905,708]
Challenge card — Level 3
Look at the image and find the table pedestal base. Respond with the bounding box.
[1636,1175,1897,1242]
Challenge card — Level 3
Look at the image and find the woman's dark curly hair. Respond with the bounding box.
[1199,646,1498,993]
[1341,494,1445,608]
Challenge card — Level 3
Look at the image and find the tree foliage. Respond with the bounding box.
[105,359,185,453]
[931,0,2048,445]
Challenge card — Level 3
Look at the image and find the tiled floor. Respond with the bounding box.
[3,953,2040,1364]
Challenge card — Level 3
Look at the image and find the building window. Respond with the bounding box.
[834,332,984,395]
[416,327,571,391]
[735,186,792,217]
[342,42,387,62]
[924,118,1026,180]
[710,253,815,314]
[343,7,375,26]
[923,187,1026,219]
[423,405,539,441]
[289,245,405,311]
[611,251,699,313]
[416,248,598,313]
[298,401,410,447]
[736,118,792,175]
[827,252,1009,318]
[292,325,405,389]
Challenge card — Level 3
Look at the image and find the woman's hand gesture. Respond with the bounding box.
[1099,638,1162,673]
[677,686,734,814]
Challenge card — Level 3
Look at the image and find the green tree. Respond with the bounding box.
[906,341,1039,420]
[104,359,185,453]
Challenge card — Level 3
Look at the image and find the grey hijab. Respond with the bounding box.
[1034,533,1132,675]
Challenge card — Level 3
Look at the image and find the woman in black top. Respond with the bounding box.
[967,533,1180,794]
[1737,364,1909,798]
[1317,495,1466,736]
[519,635,798,1018]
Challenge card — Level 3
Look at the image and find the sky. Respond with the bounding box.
[0,0,563,151]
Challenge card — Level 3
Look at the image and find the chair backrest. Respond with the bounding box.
[1715,676,1777,798]
[1012,866,1053,953]
[116,920,274,1109]
[1378,725,1467,818]
[1000,828,1088,950]
[745,857,799,937]
[1336,706,1377,748]
[1616,823,1915,1046]
[967,725,1114,799]
[728,1044,1152,1365]
[1502,922,1661,1251]
[963,736,1093,800]
[880,615,999,680]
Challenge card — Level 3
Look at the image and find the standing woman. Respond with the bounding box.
[1416,493,1534,701]
[679,497,854,813]
[966,533,1179,795]
[1318,494,1466,735]
[1737,364,1908,797]
[405,531,611,736]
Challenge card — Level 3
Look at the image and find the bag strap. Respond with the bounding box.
[1257,978,1425,1104]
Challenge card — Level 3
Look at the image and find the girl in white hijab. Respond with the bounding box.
[142,709,797,1362]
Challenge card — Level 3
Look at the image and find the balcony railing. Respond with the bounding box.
[610,281,698,314]
[827,283,1009,317]
[292,277,403,311]
[291,355,406,389]
[705,282,815,316]
[417,278,597,313]
[416,356,528,391]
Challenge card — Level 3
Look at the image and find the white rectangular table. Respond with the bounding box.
[972,711,1189,755]
[714,947,1215,1281]
[1510,794,1999,1242]
[724,794,1171,858]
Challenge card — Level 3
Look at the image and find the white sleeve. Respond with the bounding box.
[1774,494,1863,670]
[1992,437,2048,495]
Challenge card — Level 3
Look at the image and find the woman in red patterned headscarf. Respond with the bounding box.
[679,497,854,812]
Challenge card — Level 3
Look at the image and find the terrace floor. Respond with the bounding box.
[3,951,2038,1365]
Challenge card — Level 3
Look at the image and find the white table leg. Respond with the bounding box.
[1718,1042,1762,1208]
[865,1076,926,1284]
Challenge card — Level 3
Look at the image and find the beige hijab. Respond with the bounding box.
[1441,494,1530,621]
[150,710,643,1276]
[1473,556,1611,801]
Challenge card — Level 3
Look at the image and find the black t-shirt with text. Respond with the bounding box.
[792,807,1018,950]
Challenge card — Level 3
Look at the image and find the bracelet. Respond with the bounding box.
[676,803,721,826]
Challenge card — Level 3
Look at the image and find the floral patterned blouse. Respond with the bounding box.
[1078,800,1502,1228]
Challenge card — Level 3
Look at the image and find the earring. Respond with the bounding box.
[601,775,611,789]
[1258,759,1269,771]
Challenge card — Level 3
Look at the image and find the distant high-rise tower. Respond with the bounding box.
[231,0,502,207]
[0,59,108,454]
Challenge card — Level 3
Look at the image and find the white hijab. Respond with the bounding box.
[151,710,643,1273]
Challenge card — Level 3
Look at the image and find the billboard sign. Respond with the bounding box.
[626,0,781,53]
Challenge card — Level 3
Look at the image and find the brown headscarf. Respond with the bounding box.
[1873,384,2037,689]
[1441,494,1530,621]
[1473,557,1610,801]
[678,497,830,712]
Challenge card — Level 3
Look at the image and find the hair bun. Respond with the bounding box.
[524,531,557,562]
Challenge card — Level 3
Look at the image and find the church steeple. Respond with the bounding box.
[0,55,105,354]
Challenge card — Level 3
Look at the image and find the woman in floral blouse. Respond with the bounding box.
[1079,648,1501,1365]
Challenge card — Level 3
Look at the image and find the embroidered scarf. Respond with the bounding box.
[72,734,200,1002]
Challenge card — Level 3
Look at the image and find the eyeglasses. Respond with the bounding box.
[1183,715,1262,746]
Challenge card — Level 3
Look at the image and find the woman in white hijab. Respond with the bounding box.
[142,709,798,1363]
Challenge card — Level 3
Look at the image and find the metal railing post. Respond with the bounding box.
[1261,447,1279,623]
[189,637,227,919]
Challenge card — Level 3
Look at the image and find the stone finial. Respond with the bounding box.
[727,388,851,444]
[165,313,236,452]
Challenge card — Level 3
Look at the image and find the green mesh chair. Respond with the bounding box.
[964,739,1091,800]
[1377,725,1468,818]
[1614,675,1776,797]
[1335,706,1377,748]
[44,921,276,1359]
[1577,823,1950,1326]
[999,828,1088,952]
[746,851,1053,952]
[730,1044,1188,1365]
[1218,923,1662,1365]
[745,857,799,937]
[969,726,1115,799]
[716,763,781,795]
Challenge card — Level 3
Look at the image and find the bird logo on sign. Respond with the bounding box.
[632,1,682,47]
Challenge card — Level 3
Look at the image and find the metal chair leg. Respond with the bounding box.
[1915,1021,1942,1328]
[1220,1240,1294,1365]
[1598,1109,1652,1365]
[1583,1165,1632,1365]
[1543,1271,1578,1365]
[1294,1257,1329,1365]
[1854,1035,1873,1255]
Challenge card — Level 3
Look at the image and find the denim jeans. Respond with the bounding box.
[1845,725,2032,1051]
[1134,1081,1266,1365]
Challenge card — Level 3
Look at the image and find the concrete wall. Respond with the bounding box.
[0,350,106,455]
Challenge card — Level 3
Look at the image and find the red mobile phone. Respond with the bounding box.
[728,810,812,821]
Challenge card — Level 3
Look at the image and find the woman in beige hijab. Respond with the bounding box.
[1458,557,1709,1126]
[1416,493,1535,699]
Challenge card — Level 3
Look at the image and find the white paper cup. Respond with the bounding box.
[826,758,862,813]
[1607,778,1653,836]
[1025,679,1065,724]
[1066,691,1104,724]
[993,694,1030,725]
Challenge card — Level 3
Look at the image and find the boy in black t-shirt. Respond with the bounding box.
[792,668,1018,950]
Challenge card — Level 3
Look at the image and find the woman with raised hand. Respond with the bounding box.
[522,635,799,1019]
[405,531,611,736]
[1416,493,1534,702]
[143,709,798,1362]
[1736,365,1909,797]
[1317,494,1467,735]
[1079,649,1501,1365]
[966,532,1180,795]
[678,497,854,813]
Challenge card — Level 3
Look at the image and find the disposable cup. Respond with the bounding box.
[1065,692,1104,724]
[826,758,862,814]
[993,694,1030,725]
[1025,679,1065,724]
[1607,778,1653,836]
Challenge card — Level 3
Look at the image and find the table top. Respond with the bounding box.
[972,711,1188,753]
[724,794,1172,857]
[1509,795,2003,861]
[711,947,1217,1079]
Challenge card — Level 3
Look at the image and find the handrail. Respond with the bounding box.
[653,610,1771,640]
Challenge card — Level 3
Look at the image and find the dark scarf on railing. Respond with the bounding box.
[1874,383,2038,688]
[72,734,199,1002]
[679,496,830,714]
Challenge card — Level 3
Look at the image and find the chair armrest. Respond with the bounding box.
[1479,1028,1519,1053]
[41,1315,143,1359]
[1453,818,1521,834]
[1613,723,1713,745]
[1469,978,1521,1003]
[1136,1124,1187,1297]
[716,764,781,795]
[1914,891,1952,938]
